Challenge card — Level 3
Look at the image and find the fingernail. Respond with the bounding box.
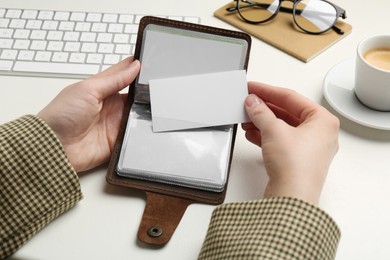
[245,94,262,108]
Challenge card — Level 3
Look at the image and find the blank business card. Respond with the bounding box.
[149,70,249,132]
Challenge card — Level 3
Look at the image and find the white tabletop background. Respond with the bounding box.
[1,0,390,259]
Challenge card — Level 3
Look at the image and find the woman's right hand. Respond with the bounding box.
[242,82,340,205]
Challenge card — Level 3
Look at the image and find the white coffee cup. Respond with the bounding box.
[354,35,390,111]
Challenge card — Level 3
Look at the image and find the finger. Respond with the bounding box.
[245,94,278,133]
[245,130,262,147]
[88,58,140,100]
[96,56,135,77]
[241,122,256,131]
[248,81,320,122]
[266,102,301,127]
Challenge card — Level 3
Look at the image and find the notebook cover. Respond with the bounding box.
[214,2,352,62]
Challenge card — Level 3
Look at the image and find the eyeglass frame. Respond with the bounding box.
[226,0,347,35]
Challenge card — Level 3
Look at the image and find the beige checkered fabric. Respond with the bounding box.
[198,197,340,260]
[0,115,340,259]
[0,115,82,259]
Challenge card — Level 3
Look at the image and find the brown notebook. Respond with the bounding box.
[214,2,352,62]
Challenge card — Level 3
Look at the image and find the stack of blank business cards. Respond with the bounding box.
[117,103,234,192]
[116,22,250,192]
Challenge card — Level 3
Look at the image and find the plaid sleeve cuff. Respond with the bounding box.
[198,197,340,260]
[0,115,83,259]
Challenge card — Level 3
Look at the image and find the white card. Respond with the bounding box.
[149,70,249,132]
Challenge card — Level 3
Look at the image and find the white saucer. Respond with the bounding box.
[323,58,390,130]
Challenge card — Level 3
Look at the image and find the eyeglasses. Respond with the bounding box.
[226,0,347,35]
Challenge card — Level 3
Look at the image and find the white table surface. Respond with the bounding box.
[1,0,390,259]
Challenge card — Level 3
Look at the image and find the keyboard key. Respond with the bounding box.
[54,11,70,21]
[96,33,113,43]
[58,21,75,31]
[47,31,63,41]
[0,38,13,48]
[0,60,13,71]
[63,31,80,41]
[5,9,22,19]
[30,30,46,40]
[13,29,30,39]
[30,40,47,50]
[64,42,80,52]
[113,34,129,44]
[18,50,35,61]
[75,22,91,32]
[103,54,120,65]
[86,53,103,64]
[102,14,118,23]
[0,18,10,28]
[81,42,97,53]
[130,34,137,44]
[124,24,138,33]
[47,41,64,51]
[13,61,100,75]
[1,49,18,60]
[91,23,107,32]
[0,28,13,38]
[108,24,123,33]
[35,51,52,62]
[52,52,69,62]
[26,20,42,29]
[0,9,6,18]
[115,44,131,54]
[38,11,54,20]
[9,19,26,28]
[119,14,134,24]
[42,20,58,30]
[98,43,114,54]
[86,13,102,22]
[70,12,86,22]
[13,39,30,49]
[80,32,96,42]
[69,53,86,63]
[21,10,38,19]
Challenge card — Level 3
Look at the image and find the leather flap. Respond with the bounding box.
[137,192,193,246]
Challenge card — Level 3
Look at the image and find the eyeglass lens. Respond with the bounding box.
[294,0,338,33]
[237,0,279,23]
[237,0,338,33]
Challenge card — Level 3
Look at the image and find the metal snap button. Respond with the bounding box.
[147,226,163,237]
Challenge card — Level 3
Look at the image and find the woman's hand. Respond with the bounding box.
[38,57,140,172]
[242,81,339,205]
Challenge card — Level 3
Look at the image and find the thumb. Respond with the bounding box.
[245,94,277,131]
[90,58,141,100]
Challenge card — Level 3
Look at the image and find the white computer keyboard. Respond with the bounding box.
[0,8,200,78]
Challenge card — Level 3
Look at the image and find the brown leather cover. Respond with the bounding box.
[106,16,251,246]
[137,192,193,245]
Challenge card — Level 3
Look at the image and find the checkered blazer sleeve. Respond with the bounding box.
[0,115,82,259]
[198,197,340,260]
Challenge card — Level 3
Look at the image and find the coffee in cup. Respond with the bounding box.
[363,47,390,71]
[354,35,390,111]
